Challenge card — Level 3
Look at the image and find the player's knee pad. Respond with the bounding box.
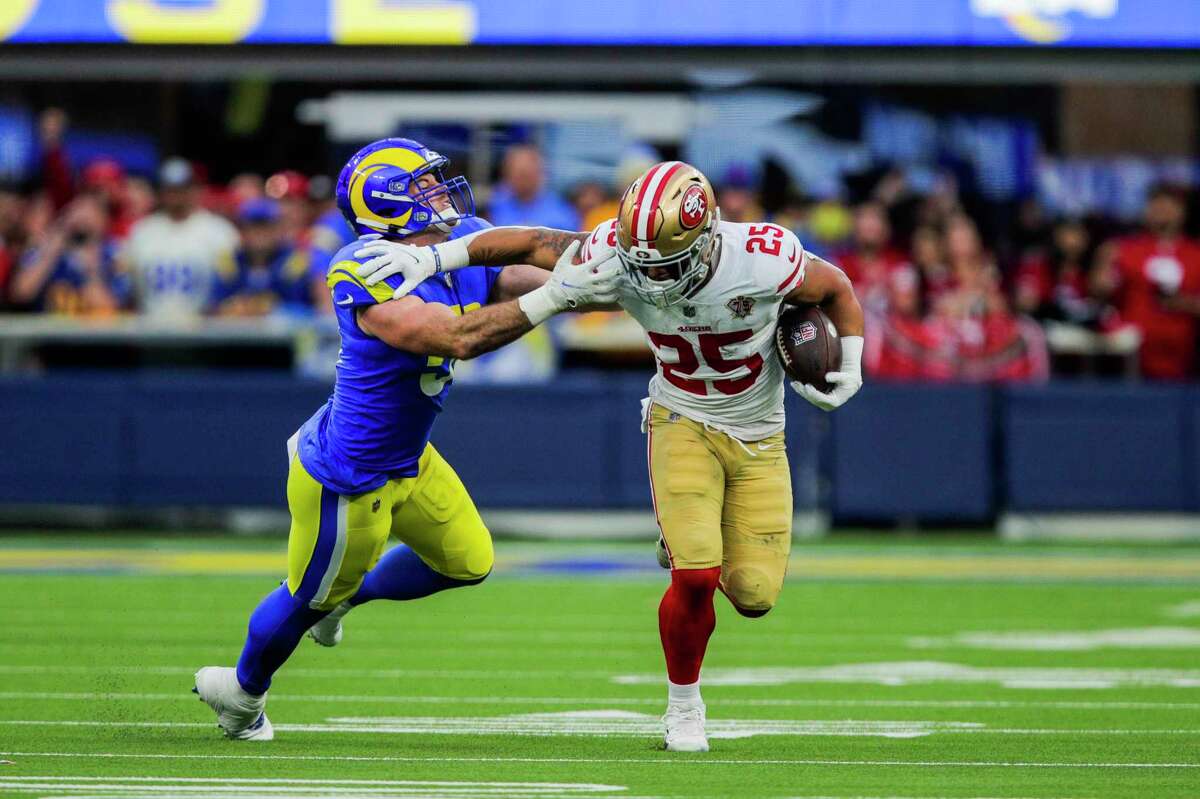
[722,565,780,618]
[447,534,494,583]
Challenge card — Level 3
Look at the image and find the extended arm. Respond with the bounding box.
[357,238,622,356]
[785,255,866,411]
[358,296,535,361]
[462,227,586,270]
[354,227,590,298]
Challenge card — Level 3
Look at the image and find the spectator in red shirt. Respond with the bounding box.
[837,201,913,316]
[80,158,140,241]
[865,266,955,381]
[1093,184,1200,380]
[909,224,953,305]
[0,184,28,306]
[1013,217,1101,327]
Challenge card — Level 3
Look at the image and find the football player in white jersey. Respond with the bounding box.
[353,161,864,752]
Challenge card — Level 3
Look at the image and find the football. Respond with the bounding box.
[774,305,842,392]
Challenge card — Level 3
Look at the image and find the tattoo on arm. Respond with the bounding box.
[466,227,589,270]
[452,300,535,360]
[531,228,587,258]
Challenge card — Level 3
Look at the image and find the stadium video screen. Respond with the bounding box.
[1,0,1198,47]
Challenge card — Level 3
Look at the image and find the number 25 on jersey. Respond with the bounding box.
[647,330,763,397]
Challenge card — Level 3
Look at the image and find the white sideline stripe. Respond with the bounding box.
[4,691,1200,711]
[0,781,640,799]
[3,751,1198,769]
[0,665,612,679]
[2,720,1199,736]
[0,786,1068,799]
[0,776,638,798]
[0,777,625,787]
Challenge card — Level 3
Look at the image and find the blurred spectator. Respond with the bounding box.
[309,174,355,257]
[211,198,319,318]
[228,173,265,209]
[909,224,953,302]
[836,202,913,316]
[488,145,579,230]
[806,199,854,253]
[1013,218,1101,326]
[715,165,764,224]
[862,210,1048,384]
[122,158,238,320]
[1006,196,1051,265]
[574,154,658,233]
[38,108,73,212]
[79,158,139,240]
[944,213,998,293]
[865,267,956,381]
[265,170,312,246]
[1092,183,1200,380]
[0,184,29,305]
[771,191,817,254]
[9,195,125,315]
[570,181,612,234]
[124,176,156,222]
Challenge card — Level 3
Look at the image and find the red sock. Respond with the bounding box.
[658,566,721,684]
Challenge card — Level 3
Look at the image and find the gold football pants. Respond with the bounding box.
[647,403,792,613]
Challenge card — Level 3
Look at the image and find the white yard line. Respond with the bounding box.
[1,719,1198,737]
[1,691,1198,711]
[0,783,1073,799]
[2,751,1197,769]
[0,665,611,679]
[0,775,640,799]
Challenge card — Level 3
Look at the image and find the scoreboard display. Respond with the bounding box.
[1,0,1198,48]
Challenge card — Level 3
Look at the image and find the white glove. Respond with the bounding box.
[518,241,621,325]
[353,236,473,299]
[790,335,864,412]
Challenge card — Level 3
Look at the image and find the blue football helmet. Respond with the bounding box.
[336,137,475,239]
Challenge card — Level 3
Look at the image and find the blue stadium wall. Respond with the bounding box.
[1,373,1196,520]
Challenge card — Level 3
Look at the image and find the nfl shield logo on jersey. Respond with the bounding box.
[791,321,818,346]
[727,295,755,319]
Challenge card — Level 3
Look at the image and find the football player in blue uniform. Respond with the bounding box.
[194,138,618,740]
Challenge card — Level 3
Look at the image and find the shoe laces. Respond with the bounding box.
[664,703,705,728]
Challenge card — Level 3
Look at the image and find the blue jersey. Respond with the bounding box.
[296,218,500,495]
[212,245,325,311]
[310,208,357,256]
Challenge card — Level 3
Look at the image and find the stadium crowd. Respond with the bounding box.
[1,110,1199,382]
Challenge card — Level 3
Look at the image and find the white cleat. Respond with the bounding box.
[193,666,273,741]
[663,702,709,752]
[307,602,352,647]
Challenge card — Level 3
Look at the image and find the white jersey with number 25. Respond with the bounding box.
[583,218,808,442]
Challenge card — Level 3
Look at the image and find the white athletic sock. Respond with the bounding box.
[668,679,702,707]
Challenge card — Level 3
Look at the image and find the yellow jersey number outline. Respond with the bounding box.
[420,301,480,397]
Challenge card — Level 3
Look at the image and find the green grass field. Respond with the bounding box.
[1,533,1199,798]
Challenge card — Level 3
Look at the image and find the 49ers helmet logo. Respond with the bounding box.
[679,184,707,230]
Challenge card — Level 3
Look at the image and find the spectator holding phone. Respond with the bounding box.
[9,195,126,315]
